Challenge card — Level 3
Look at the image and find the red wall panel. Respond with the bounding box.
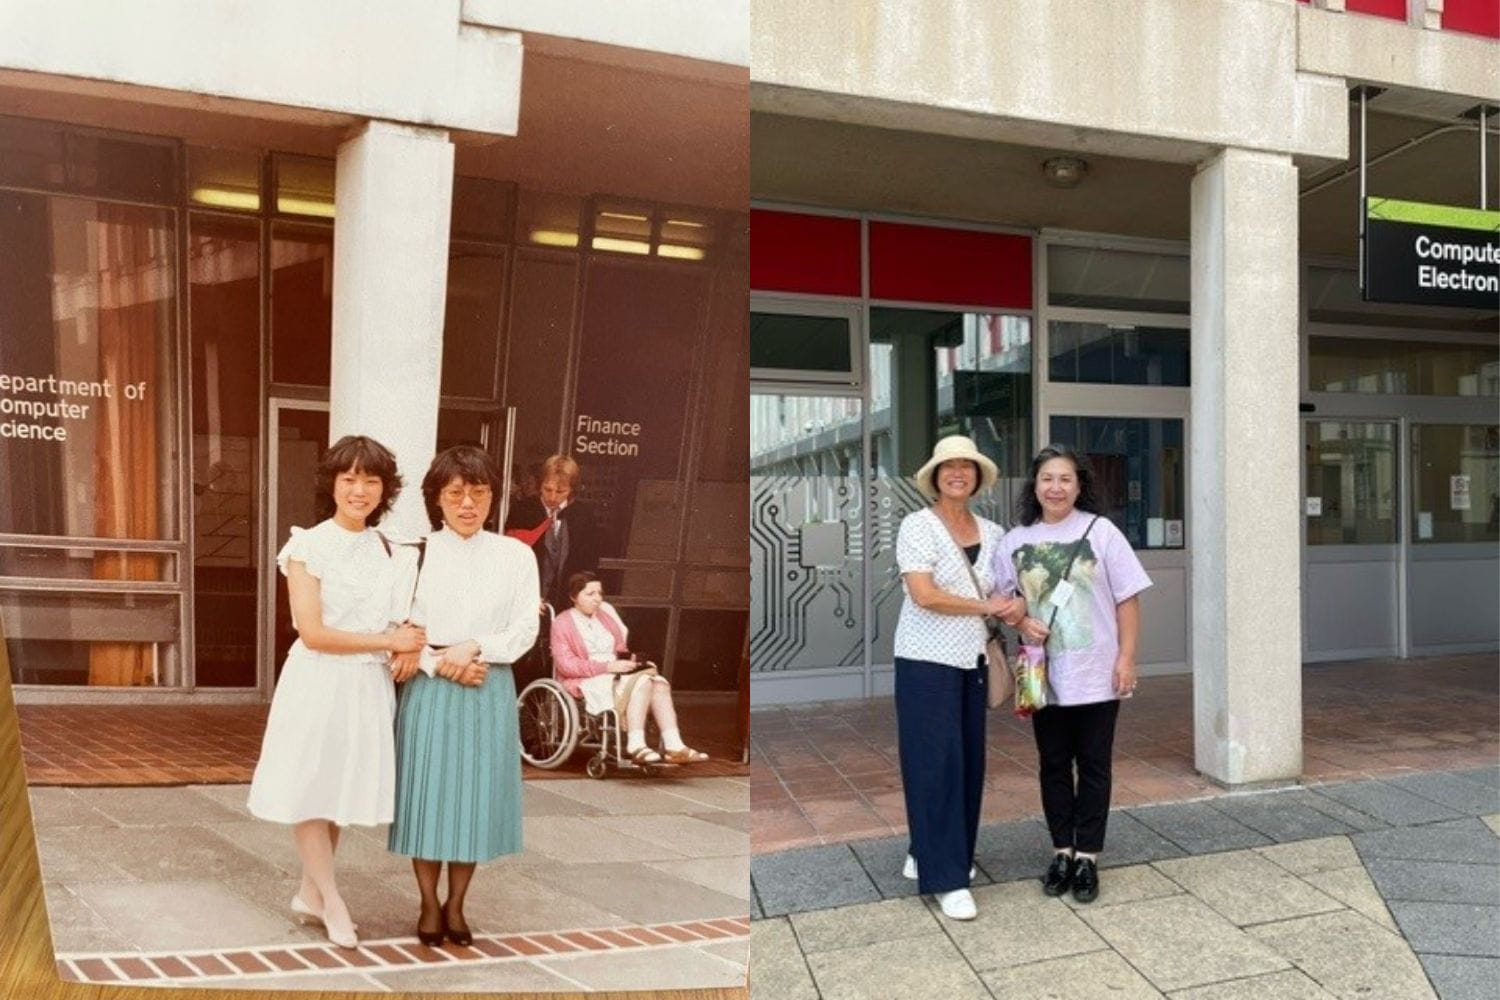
[1344,0,1407,21]
[749,209,861,297]
[1443,0,1500,38]
[868,221,1032,311]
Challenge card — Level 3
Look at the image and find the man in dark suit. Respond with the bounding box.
[506,454,598,612]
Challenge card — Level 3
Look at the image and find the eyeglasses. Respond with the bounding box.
[440,485,493,504]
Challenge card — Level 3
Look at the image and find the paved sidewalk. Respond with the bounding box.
[33,775,749,992]
[751,656,1497,853]
[750,766,1499,999]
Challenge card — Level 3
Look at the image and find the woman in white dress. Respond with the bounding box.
[246,435,425,949]
[550,571,709,765]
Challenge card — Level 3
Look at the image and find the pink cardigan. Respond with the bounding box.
[550,605,628,698]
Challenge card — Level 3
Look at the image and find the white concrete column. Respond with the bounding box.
[1189,147,1302,786]
[329,120,454,540]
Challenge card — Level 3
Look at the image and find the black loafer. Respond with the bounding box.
[1072,858,1099,903]
[1041,853,1076,896]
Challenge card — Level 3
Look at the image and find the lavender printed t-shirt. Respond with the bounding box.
[992,509,1152,707]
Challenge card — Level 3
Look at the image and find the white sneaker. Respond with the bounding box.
[903,854,976,880]
[937,889,977,920]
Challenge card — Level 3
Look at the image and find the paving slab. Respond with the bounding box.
[1247,909,1435,1000]
[540,946,745,991]
[655,776,751,813]
[1363,858,1500,906]
[521,783,606,816]
[981,947,1165,999]
[847,835,922,899]
[521,815,685,863]
[1152,850,1343,927]
[1352,817,1500,865]
[40,823,283,885]
[937,880,1108,972]
[1208,792,1355,843]
[645,855,750,900]
[1417,954,1500,1000]
[218,870,409,944]
[751,883,763,920]
[182,784,255,819]
[1301,867,1398,934]
[201,971,381,991]
[538,778,721,816]
[1078,894,1290,992]
[523,860,745,925]
[1127,801,1272,855]
[39,882,132,954]
[695,809,752,832]
[789,896,940,954]
[752,844,879,918]
[750,917,817,1000]
[430,869,631,935]
[973,816,1056,882]
[26,788,118,828]
[1483,814,1500,837]
[34,830,139,884]
[1166,968,1338,1000]
[1311,780,1465,827]
[1097,810,1191,867]
[1060,862,1183,910]
[373,959,583,992]
[1289,789,1391,833]
[1253,836,1362,876]
[804,931,992,1000]
[1447,765,1500,790]
[589,813,747,859]
[66,786,253,827]
[1386,900,1500,958]
[67,879,310,952]
[1384,771,1500,817]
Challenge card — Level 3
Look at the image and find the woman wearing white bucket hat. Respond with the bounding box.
[893,434,1028,920]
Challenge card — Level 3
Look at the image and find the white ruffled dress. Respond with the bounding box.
[246,519,411,826]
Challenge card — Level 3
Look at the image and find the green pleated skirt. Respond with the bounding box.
[387,663,523,863]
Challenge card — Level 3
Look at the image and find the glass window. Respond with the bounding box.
[659,211,715,262]
[1303,421,1398,545]
[673,608,746,689]
[1308,337,1499,397]
[503,251,575,488]
[274,154,334,219]
[1047,244,1189,314]
[750,312,854,377]
[0,546,176,581]
[1411,424,1498,544]
[269,223,333,386]
[686,275,749,583]
[2,590,181,686]
[189,214,262,687]
[1049,322,1189,386]
[0,192,180,541]
[450,176,514,243]
[518,190,582,249]
[188,146,261,212]
[750,391,864,673]
[442,246,505,398]
[0,118,177,204]
[1308,265,1497,334]
[1049,416,1186,549]
[591,201,652,256]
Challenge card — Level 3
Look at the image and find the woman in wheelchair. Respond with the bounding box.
[551,571,709,765]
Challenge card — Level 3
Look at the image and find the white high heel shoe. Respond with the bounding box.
[319,902,359,950]
[290,894,359,938]
[903,855,976,880]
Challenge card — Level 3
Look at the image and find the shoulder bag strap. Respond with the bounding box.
[1042,515,1100,632]
[933,511,989,604]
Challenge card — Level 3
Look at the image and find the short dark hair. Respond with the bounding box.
[1014,445,1100,526]
[421,445,502,530]
[929,459,982,499]
[314,435,402,526]
[566,570,600,602]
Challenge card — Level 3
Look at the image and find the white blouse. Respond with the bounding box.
[893,506,1006,669]
[276,519,413,667]
[407,527,540,676]
[570,603,629,663]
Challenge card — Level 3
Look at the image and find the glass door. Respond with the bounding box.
[1301,419,1400,660]
[262,400,329,693]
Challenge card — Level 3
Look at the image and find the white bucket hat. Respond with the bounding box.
[914,435,999,500]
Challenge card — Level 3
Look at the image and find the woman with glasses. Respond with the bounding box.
[386,445,539,946]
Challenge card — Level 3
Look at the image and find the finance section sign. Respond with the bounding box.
[1362,198,1500,309]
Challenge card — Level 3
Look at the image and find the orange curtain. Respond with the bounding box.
[88,204,167,686]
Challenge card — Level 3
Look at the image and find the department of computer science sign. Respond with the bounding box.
[1363,198,1500,309]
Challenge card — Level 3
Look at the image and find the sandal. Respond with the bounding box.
[629,746,663,765]
[661,746,709,764]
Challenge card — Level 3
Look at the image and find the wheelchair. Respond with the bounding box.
[515,606,670,778]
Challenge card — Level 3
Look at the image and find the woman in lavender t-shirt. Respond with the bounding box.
[993,445,1151,905]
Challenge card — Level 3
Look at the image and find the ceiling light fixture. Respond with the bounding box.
[1042,156,1089,189]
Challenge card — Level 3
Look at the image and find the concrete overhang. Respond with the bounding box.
[750,0,1350,168]
[0,0,523,137]
[1298,5,1500,106]
[462,0,748,68]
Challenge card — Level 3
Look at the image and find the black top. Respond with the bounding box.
[963,543,981,565]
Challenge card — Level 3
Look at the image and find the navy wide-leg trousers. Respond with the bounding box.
[894,656,986,895]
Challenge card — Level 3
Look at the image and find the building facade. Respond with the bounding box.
[747,0,1498,786]
[0,3,751,738]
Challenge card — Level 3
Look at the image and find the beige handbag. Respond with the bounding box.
[942,521,1013,710]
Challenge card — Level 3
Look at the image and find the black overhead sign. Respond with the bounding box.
[1362,198,1500,310]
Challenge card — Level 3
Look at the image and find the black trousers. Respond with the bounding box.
[1031,699,1121,854]
[894,656,986,894]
